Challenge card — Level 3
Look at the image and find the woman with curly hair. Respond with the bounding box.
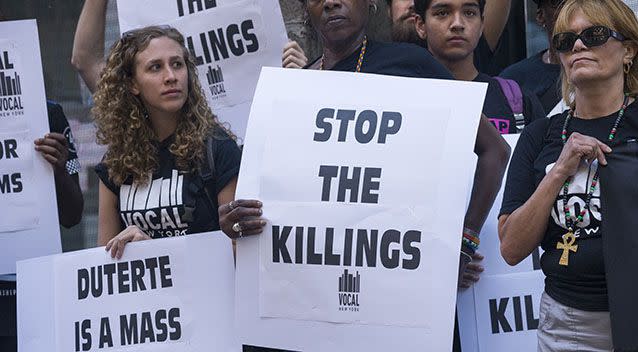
[93,26,262,259]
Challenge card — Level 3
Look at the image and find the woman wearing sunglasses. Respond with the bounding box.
[498,0,638,350]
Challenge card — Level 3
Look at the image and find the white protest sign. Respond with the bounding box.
[116,0,288,140]
[0,20,60,274]
[236,67,487,351]
[457,134,545,352]
[17,231,238,352]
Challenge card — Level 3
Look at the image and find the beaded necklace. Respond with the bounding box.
[319,35,368,72]
[556,94,629,266]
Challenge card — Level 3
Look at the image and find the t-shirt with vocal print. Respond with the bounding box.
[500,101,638,311]
[96,132,241,238]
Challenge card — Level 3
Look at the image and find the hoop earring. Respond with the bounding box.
[625,61,633,75]
[370,2,378,14]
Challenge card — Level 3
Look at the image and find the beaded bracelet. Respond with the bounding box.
[461,227,480,252]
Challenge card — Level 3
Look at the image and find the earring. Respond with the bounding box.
[370,2,378,14]
[625,61,633,74]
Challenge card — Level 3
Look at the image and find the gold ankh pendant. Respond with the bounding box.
[557,231,578,266]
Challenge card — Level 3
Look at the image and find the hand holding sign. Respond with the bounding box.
[105,225,152,259]
[218,199,266,239]
[34,132,68,175]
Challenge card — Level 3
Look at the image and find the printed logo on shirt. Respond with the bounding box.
[547,161,601,238]
[337,269,361,312]
[489,118,511,134]
[0,48,25,118]
[205,64,226,99]
[119,170,189,238]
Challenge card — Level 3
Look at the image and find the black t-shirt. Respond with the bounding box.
[474,34,497,76]
[500,101,638,311]
[95,132,241,238]
[47,101,80,176]
[307,40,454,80]
[474,73,545,134]
[499,50,562,115]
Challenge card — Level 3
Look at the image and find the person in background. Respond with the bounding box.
[499,0,638,350]
[499,0,565,115]
[413,0,546,134]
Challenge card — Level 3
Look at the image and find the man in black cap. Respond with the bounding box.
[499,0,564,115]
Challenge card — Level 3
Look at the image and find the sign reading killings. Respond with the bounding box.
[116,0,288,140]
[235,68,488,351]
[17,232,237,352]
[0,20,60,275]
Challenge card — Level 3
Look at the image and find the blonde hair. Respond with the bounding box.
[554,0,638,109]
[93,26,231,186]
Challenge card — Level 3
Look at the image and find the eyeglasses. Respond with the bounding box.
[552,25,625,53]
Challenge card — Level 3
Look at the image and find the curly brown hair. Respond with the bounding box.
[93,26,231,186]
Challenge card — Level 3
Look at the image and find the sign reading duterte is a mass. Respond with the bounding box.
[235,67,488,351]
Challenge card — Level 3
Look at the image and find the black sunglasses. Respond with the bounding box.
[553,25,626,53]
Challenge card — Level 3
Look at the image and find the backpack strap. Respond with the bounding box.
[494,77,525,133]
[200,135,217,211]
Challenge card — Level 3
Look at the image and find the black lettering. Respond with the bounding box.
[380,229,400,269]
[1,51,14,70]
[313,108,334,142]
[11,173,21,193]
[355,229,377,267]
[0,174,9,193]
[98,317,113,348]
[176,0,185,16]
[361,167,381,204]
[532,247,541,270]
[205,0,217,9]
[318,165,338,201]
[130,260,147,292]
[525,295,539,330]
[168,308,181,340]
[117,262,130,293]
[208,28,229,61]
[343,229,353,266]
[140,312,155,343]
[272,225,292,263]
[306,227,322,264]
[402,230,421,270]
[324,228,341,265]
[188,0,202,14]
[336,109,356,142]
[0,139,18,159]
[489,298,512,333]
[120,314,138,345]
[155,309,168,342]
[337,166,360,202]
[104,263,116,295]
[295,226,304,264]
[186,36,204,66]
[241,20,259,53]
[75,321,80,352]
[158,256,173,288]
[199,32,212,64]
[77,269,89,300]
[144,257,159,289]
[513,296,524,331]
[90,266,103,298]
[226,24,245,56]
[354,110,377,143]
[81,319,91,351]
[378,112,402,143]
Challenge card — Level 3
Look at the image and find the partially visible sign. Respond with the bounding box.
[457,134,545,352]
[0,20,60,274]
[116,0,288,140]
[17,232,237,352]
